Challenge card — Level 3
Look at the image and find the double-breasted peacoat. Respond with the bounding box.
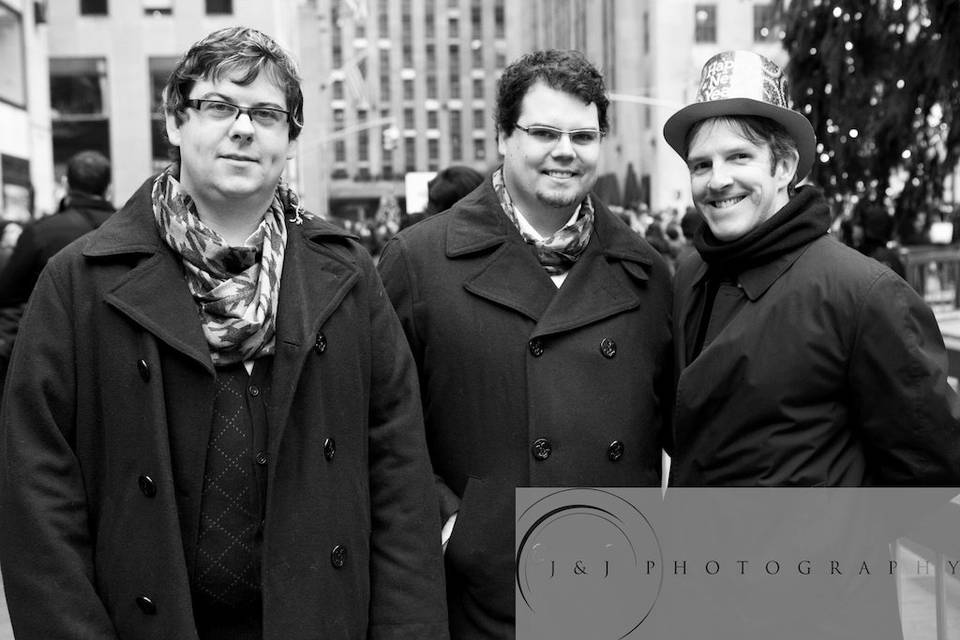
[671,233,960,486]
[0,179,449,639]
[378,178,674,639]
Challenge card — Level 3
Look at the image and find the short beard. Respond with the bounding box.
[536,188,583,210]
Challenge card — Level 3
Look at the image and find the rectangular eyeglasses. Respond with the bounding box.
[185,99,290,128]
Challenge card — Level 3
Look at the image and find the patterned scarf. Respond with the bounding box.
[492,167,594,275]
[151,168,303,365]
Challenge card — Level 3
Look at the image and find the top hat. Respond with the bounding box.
[663,50,816,180]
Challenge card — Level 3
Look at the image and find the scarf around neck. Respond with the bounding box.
[151,167,301,366]
[693,185,832,275]
[492,167,595,275]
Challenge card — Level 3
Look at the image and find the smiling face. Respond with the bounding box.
[686,118,798,242]
[498,82,601,227]
[165,72,295,219]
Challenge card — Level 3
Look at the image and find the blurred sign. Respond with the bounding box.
[404,171,436,215]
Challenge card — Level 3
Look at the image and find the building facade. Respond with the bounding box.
[34,0,786,220]
[0,0,54,221]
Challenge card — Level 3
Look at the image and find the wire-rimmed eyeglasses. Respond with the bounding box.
[515,123,605,146]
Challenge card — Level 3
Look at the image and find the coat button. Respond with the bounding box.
[314,332,327,354]
[323,437,336,461]
[607,440,625,461]
[528,338,544,357]
[248,384,261,397]
[135,595,157,615]
[599,338,617,359]
[531,438,552,461]
[138,475,157,498]
[137,359,150,382]
[331,544,347,568]
[255,451,268,466]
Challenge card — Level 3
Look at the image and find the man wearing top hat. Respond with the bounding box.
[663,50,960,487]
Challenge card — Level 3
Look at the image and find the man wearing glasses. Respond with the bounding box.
[379,49,673,639]
[0,27,448,640]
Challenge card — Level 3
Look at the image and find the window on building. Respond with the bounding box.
[80,0,108,15]
[470,2,482,39]
[334,140,346,162]
[49,57,110,172]
[332,80,344,100]
[427,139,439,171]
[473,108,485,131]
[450,110,462,160]
[427,110,438,129]
[471,44,483,68]
[142,0,172,16]
[472,77,483,99]
[403,78,414,100]
[378,0,389,35]
[333,44,343,68]
[379,74,391,101]
[449,44,460,97]
[204,0,231,14]
[473,138,485,161]
[147,57,177,165]
[426,74,438,98]
[333,108,345,130]
[643,11,649,53]
[495,50,506,69]
[753,3,776,41]
[426,44,436,72]
[424,2,434,38]
[694,5,716,43]
[403,108,415,129]
[0,5,26,107]
[448,16,459,38]
[404,139,416,172]
[402,44,413,68]
[358,129,369,161]
[402,11,413,40]
[494,0,504,38]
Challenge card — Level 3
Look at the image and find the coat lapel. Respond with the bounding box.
[447,181,557,321]
[268,219,360,458]
[532,203,653,338]
[86,177,213,373]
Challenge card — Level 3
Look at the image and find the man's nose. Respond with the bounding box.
[550,132,576,157]
[229,111,256,139]
[707,162,733,189]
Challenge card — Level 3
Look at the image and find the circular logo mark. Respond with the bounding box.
[516,488,663,639]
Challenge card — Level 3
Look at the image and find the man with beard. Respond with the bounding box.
[379,49,673,639]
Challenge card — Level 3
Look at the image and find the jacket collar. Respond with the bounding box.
[445,177,654,270]
[690,239,815,301]
[88,176,359,373]
[442,177,657,331]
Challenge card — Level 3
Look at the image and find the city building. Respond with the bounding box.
[0,0,55,221]
[29,0,787,220]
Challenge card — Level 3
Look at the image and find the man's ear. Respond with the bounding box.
[165,112,183,148]
[286,137,297,160]
[497,127,507,157]
[774,149,800,191]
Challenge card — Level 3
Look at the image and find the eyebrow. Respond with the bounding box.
[686,144,757,164]
[196,91,286,110]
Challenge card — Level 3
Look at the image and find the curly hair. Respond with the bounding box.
[162,26,304,141]
[495,50,609,138]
